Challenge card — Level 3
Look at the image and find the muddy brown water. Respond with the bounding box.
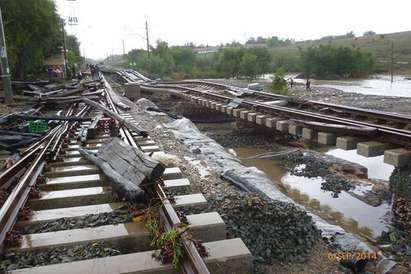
[231,147,391,240]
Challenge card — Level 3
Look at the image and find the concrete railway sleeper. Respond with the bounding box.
[0,76,251,273]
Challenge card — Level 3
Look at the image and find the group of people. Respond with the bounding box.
[288,78,311,90]
[47,65,64,80]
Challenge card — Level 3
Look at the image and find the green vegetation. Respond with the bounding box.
[301,45,374,79]
[269,31,411,73]
[269,69,292,96]
[123,41,271,80]
[0,0,82,79]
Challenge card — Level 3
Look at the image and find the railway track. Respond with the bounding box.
[0,75,251,273]
[117,70,411,168]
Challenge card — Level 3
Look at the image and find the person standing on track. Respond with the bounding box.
[306,79,311,91]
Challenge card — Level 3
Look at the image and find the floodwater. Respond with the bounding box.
[232,147,391,239]
[325,148,394,181]
[262,74,411,97]
[295,74,411,97]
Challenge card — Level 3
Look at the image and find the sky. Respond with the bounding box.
[55,0,411,60]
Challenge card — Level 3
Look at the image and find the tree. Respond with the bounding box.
[240,53,258,79]
[1,0,62,78]
[301,45,374,79]
[363,30,376,37]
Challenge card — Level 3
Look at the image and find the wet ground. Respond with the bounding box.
[231,146,391,240]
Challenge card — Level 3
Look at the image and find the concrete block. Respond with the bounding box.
[11,238,252,274]
[255,115,267,125]
[162,167,182,180]
[384,148,411,167]
[140,145,160,153]
[220,105,227,113]
[163,178,191,190]
[226,106,234,115]
[232,108,242,118]
[15,203,125,229]
[215,103,222,111]
[336,136,361,150]
[42,174,107,191]
[247,113,257,123]
[265,118,280,128]
[317,132,337,145]
[186,212,226,242]
[240,110,250,120]
[28,187,117,210]
[357,141,387,157]
[45,165,99,178]
[288,124,302,135]
[210,102,217,110]
[174,193,207,208]
[302,128,316,140]
[276,120,289,133]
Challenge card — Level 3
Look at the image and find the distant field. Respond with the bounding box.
[271,31,411,73]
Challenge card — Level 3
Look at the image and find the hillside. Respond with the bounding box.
[271,31,411,72]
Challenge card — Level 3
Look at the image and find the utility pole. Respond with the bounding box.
[61,19,68,78]
[390,41,394,84]
[122,40,125,56]
[145,20,150,58]
[0,8,13,104]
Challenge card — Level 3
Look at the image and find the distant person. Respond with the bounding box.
[306,79,311,91]
[47,67,53,81]
[289,78,294,88]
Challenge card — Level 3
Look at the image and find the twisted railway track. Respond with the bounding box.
[118,69,411,168]
[0,74,251,273]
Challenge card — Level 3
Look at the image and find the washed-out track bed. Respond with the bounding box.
[0,77,251,274]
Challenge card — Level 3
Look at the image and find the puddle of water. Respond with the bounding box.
[282,174,390,238]
[325,148,394,181]
[232,147,391,239]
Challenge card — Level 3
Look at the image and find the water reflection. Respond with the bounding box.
[233,147,391,239]
[282,174,390,238]
[325,148,394,181]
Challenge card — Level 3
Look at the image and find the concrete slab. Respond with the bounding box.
[220,105,227,113]
[232,108,243,118]
[247,113,257,123]
[239,110,250,120]
[45,165,99,178]
[140,145,160,153]
[10,222,149,252]
[174,193,207,208]
[67,144,102,151]
[11,238,252,274]
[384,148,411,167]
[336,136,361,150]
[49,157,90,167]
[15,203,125,229]
[276,120,289,133]
[162,167,182,180]
[288,124,302,135]
[28,187,117,210]
[317,132,337,145]
[357,141,388,157]
[187,212,226,242]
[302,128,316,140]
[265,117,280,128]
[64,149,99,158]
[255,115,267,125]
[43,174,106,191]
[137,140,156,146]
[163,178,191,190]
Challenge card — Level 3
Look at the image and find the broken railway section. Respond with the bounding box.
[0,74,251,273]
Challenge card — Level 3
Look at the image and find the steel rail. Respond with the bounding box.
[159,79,411,125]
[147,83,411,146]
[0,105,88,248]
[102,75,210,274]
